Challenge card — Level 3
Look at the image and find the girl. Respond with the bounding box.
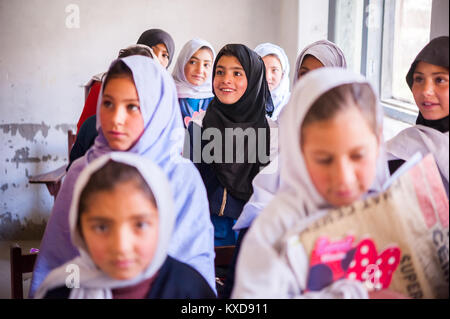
[137,28,175,69]
[76,28,175,132]
[254,43,291,121]
[293,39,347,85]
[231,68,404,299]
[386,36,449,196]
[68,44,156,170]
[172,38,216,127]
[30,56,215,297]
[185,44,276,247]
[35,153,215,299]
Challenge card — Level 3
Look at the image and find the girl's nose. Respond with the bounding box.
[111,106,127,125]
[333,158,357,188]
[422,78,435,97]
[111,226,133,254]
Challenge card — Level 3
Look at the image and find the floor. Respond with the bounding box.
[0,240,41,299]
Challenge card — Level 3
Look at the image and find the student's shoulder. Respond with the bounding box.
[43,286,71,299]
[162,256,207,280]
[152,256,216,299]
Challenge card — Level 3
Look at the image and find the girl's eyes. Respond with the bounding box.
[413,76,424,83]
[127,104,140,112]
[189,60,197,65]
[435,76,448,84]
[234,71,242,76]
[92,224,109,234]
[216,70,224,76]
[350,153,364,161]
[315,157,333,165]
[102,100,112,108]
[135,221,151,230]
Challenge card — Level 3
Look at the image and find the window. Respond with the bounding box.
[384,0,432,106]
[329,0,434,124]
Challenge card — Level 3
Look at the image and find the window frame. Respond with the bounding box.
[328,0,427,125]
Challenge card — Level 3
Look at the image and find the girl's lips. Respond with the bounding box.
[219,88,235,93]
[108,131,125,137]
[113,260,134,269]
[335,190,354,198]
[421,102,440,110]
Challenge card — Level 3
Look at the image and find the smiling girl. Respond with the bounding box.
[172,38,216,126]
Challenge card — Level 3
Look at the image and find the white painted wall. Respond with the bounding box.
[0,0,289,239]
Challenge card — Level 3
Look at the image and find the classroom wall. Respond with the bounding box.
[0,0,311,240]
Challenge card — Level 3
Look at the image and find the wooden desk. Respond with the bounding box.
[28,165,67,200]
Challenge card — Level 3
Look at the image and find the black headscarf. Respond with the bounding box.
[137,28,175,67]
[202,44,272,201]
[406,36,449,133]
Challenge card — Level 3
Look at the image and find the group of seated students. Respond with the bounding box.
[29,27,448,299]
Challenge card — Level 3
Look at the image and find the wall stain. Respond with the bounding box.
[0,122,50,142]
[0,212,46,240]
[1,184,7,192]
[10,147,56,168]
[55,124,76,134]
[11,147,40,168]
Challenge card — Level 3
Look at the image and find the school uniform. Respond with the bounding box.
[232,68,389,299]
[172,38,216,127]
[30,56,216,297]
[386,36,449,197]
[186,113,278,246]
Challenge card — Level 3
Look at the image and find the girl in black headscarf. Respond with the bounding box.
[185,44,275,245]
[387,36,449,196]
[137,28,175,68]
[184,44,276,298]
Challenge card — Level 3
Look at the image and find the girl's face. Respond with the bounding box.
[184,48,213,86]
[412,61,449,120]
[100,77,144,151]
[152,43,170,68]
[81,181,159,280]
[213,55,248,104]
[298,55,324,79]
[301,106,379,207]
[262,55,283,91]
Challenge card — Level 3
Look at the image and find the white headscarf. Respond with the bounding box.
[35,152,174,299]
[254,43,291,120]
[293,39,347,85]
[172,38,216,99]
[232,68,388,298]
